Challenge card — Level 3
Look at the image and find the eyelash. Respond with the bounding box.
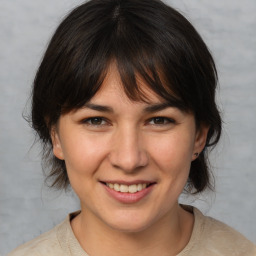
[147,117,175,126]
[82,117,109,126]
[81,116,175,127]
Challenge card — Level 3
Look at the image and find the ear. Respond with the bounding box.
[192,124,209,161]
[51,126,64,160]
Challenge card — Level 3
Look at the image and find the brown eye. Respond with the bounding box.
[83,117,107,126]
[148,117,174,125]
[90,118,103,125]
[153,117,165,124]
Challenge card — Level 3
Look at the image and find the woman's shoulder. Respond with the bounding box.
[7,217,69,256]
[181,206,256,256]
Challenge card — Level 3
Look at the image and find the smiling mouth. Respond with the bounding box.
[102,182,154,193]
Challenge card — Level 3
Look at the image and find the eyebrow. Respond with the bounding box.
[143,102,177,113]
[83,103,114,113]
[83,102,178,113]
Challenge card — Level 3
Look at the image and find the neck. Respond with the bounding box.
[71,204,194,256]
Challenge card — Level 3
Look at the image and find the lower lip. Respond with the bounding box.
[103,184,155,204]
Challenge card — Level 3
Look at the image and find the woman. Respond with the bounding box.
[9,0,256,255]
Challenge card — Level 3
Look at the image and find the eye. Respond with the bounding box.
[82,117,108,126]
[147,117,175,125]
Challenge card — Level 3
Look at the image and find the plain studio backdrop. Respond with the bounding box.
[0,0,256,255]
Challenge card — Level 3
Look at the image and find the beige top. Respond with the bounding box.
[8,207,256,256]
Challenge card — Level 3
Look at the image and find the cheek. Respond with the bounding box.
[61,134,111,197]
[148,133,194,176]
[61,134,109,176]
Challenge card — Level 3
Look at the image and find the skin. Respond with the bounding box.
[51,64,209,256]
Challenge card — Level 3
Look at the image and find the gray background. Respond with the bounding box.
[1,0,256,255]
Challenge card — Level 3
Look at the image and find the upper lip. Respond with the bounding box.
[100,180,156,185]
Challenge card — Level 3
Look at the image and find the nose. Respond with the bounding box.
[108,126,149,172]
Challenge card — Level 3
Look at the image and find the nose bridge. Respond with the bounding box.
[109,123,148,172]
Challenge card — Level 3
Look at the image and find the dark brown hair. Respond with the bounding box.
[31,0,221,193]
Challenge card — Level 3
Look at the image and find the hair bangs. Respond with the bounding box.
[59,4,189,114]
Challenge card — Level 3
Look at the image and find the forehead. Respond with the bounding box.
[91,63,167,105]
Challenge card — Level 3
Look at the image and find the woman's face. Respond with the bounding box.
[52,64,208,233]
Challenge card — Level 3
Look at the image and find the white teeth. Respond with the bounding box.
[114,183,120,191]
[106,183,149,193]
[120,184,129,192]
[128,184,137,193]
[137,184,143,191]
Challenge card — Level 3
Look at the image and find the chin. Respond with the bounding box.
[103,212,156,234]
